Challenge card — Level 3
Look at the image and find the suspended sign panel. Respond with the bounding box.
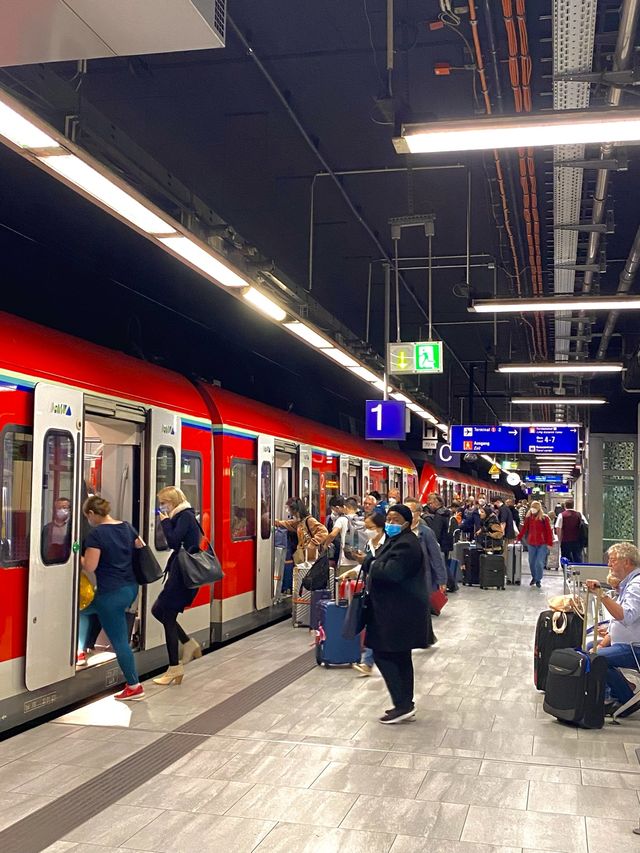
[525,474,564,483]
[365,400,406,440]
[450,425,520,454]
[387,341,443,374]
[521,426,579,455]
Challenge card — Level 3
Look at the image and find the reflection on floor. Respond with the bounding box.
[2,562,640,852]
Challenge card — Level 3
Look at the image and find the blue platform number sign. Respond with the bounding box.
[365,400,406,441]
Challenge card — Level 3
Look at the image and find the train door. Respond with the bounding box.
[389,466,402,497]
[143,407,181,649]
[339,455,349,496]
[362,460,370,497]
[299,445,312,510]
[26,383,83,691]
[402,471,409,501]
[256,435,274,609]
[348,459,362,498]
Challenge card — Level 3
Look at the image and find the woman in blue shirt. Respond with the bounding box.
[78,495,145,701]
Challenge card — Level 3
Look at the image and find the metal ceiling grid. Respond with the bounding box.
[552,0,597,363]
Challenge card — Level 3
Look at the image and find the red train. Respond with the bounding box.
[0,312,510,732]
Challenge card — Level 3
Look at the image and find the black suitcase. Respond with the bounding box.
[479,553,505,590]
[533,609,583,691]
[462,545,481,586]
[543,648,607,729]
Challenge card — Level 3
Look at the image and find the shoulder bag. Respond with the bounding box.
[177,518,224,589]
[130,524,164,585]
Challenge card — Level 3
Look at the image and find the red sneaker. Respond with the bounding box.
[114,684,145,702]
[76,652,87,667]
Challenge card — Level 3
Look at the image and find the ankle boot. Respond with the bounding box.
[181,638,202,665]
[153,664,184,685]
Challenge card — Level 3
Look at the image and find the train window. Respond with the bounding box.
[311,471,320,520]
[231,458,257,540]
[260,461,272,540]
[40,431,74,566]
[155,446,176,550]
[1,427,32,567]
[301,465,310,508]
[181,452,202,520]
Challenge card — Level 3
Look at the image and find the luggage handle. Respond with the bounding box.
[581,586,603,652]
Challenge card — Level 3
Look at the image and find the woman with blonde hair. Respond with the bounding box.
[79,495,145,701]
[516,500,553,588]
[151,486,202,685]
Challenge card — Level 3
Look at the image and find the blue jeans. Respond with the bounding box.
[595,643,640,704]
[528,544,548,583]
[79,583,139,686]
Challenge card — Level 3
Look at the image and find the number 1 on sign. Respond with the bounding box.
[371,403,382,431]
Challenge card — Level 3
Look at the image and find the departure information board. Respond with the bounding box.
[525,474,564,483]
[451,425,580,456]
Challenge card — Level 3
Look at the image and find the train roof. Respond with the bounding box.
[198,384,415,469]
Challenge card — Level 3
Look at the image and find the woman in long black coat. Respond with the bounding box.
[362,504,429,724]
[151,486,202,685]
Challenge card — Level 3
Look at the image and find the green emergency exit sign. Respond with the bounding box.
[387,341,444,375]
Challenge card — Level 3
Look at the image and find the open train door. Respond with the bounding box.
[256,435,275,609]
[362,460,370,497]
[26,383,83,691]
[142,407,182,650]
[339,455,350,497]
[402,470,409,501]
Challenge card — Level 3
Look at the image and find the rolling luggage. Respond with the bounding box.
[547,539,560,571]
[543,588,606,729]
[315,601,361,666]
[462,544,481,586]
[479,553,505,590]
[534,608,583,691]
[506,543,522,585]
[293,564,334,627]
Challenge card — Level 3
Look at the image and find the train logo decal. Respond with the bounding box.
[161,424,176,435]
[49,402,72,416]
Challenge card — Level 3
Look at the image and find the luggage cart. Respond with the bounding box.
[562,559,609,595]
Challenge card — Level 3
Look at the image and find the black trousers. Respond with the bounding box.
[561,541,583,564]
[151,601,191,666]
[373,649,415,711]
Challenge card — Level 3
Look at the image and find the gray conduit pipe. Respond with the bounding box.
[596,224,640,359]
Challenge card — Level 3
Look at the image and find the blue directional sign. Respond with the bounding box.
[365,400,406,440]
[521,426,579,455]
[450,425,520,454]
[525,474,564,484]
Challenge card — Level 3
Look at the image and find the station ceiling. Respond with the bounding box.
[0,0,639,461]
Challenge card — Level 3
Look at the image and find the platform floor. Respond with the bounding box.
[2,568,640,853]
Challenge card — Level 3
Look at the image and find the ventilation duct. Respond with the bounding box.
[0,0,226,66]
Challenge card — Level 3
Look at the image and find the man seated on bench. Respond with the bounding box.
[585,542,640,718]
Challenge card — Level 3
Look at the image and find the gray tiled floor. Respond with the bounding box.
[7,564,640,853]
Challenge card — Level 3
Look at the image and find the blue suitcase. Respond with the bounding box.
[316,601,361,666]
[310,589,332,630]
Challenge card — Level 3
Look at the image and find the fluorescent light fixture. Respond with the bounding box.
[407,402,423,412]
[391,392,411,403]
[512,397,606,405]
[242,287,287,322]
[0,101,58,149]
[284,321,333,349]
[498,362,623,374]
[159,235,247,288]
[370,378,392,392]
[480,455,495,464]
[470,296,640,314]
[425,414,439,424]
[40,154,175,235]
[437,423,449,434]
[322,348,358,368]
[349,365,379,383]
[415,410,432,420]
[394,108,640,155]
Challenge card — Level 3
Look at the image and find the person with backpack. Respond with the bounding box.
[325,496,362,572]
[516,500,553,588]
[423,493,453,568]
[275,498,328,563]
[555,499,588,564]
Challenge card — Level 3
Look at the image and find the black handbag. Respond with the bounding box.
[300,552,329,592]
[342,568,368,640]
[177,519,224,588]
[132,544,164,585]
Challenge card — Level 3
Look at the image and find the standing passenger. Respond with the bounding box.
[516,500,553,588]
[151,487,203,685]
[78,496,145,701]
[362,504,429,723]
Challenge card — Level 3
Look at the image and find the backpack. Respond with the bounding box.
[579,518,589,549]
[344,514,366,551]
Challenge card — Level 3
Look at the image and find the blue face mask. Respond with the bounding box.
[385,522,403,537]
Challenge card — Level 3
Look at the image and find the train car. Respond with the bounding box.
[418,461,514,506]
[0,311,417,732]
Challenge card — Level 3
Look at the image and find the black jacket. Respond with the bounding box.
[156,507,200,612]
[363,528,429,652]
[423,506,453,551]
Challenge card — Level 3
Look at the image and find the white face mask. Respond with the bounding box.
[365,528,378,539]
[56,508,69,521]
[387,497,397,507]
